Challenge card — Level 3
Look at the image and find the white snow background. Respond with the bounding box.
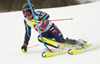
[0,1,100,64]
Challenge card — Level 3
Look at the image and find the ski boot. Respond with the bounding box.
[78,39,91,49]
[57,43,66,50]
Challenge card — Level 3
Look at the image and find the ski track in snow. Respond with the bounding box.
[0,1,100,64]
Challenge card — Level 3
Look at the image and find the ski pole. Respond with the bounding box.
[28,44,39,49]
[27,0,52,52]
[30,18,73,25]
[49,18,73,21]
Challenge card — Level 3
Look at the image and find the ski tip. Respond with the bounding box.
[68,49,74,55]
[42,52,46,58]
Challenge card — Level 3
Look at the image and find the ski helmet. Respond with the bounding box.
[22,3,35,14]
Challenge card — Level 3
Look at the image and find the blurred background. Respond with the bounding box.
[0,0,100,12]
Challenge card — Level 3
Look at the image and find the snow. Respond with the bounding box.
[0,1,100,64]
[77,0,100,3]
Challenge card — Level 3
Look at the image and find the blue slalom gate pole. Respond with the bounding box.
[27,0,52,52]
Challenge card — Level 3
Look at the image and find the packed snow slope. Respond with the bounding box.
[0,1,100,64]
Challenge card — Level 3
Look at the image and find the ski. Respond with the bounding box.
[68,44,100,55]
[42,44,100,57]
[42,50,68,58]
[41,44,81,58]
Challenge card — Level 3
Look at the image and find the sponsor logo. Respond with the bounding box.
[52,29,57,34]
[58,33,62,36]
[50,27,54,31]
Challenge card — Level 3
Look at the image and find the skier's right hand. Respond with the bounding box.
[21,44,27,53]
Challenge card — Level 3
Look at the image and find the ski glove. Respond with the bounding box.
[21,44,27,53]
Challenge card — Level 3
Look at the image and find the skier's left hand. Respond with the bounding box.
[21,44,27,53]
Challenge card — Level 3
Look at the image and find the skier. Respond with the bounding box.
[21,3,89,53]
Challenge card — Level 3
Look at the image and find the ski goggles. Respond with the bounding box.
[24,12,32,17]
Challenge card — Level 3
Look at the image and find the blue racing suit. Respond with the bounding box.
[23,11,64,45]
